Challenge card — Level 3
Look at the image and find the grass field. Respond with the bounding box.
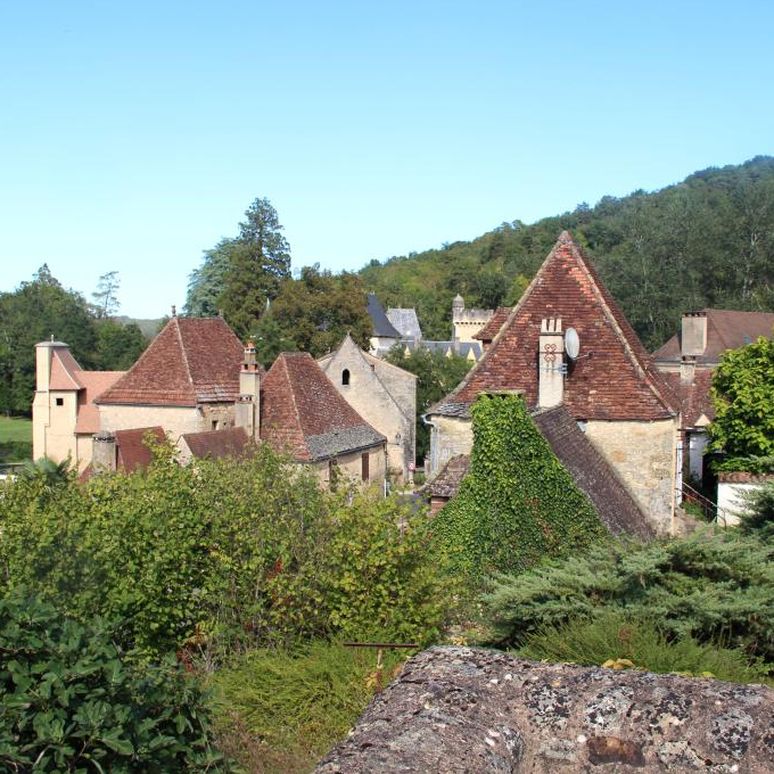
[0,416,33,463]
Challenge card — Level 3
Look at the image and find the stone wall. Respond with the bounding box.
[32,389,79,468]
[97,403,221,440]
[585,418,677,535]
[318,647,774,773]
[313,445,387,491]
[427,415,474,479]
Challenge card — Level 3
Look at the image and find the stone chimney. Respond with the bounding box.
[235,340,261,439]
[92,431,117,472]
[538,318,565,409]
[681,312,707,357]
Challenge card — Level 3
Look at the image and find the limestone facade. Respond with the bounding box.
[318,335,416,483]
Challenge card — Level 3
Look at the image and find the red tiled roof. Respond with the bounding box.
[97,317,250,406]
[180,427,251,460]
[717,471,774,484]
[49,348,84,390]
[662,371,715,429]
[74,370,125,433]
[473,307,511,342]
[261,352,385,462]
[431,232,676,421]
[653,309,774,365]
[115,427,166,472]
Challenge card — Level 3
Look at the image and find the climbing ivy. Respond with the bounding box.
[432,394,607,581]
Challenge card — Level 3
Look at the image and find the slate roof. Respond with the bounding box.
[652,309,774,365]
[97,317,248,406]
[425,407,652,538]
[662,370,715,428]
[386,308,422,340]
[180,426,251,460]
[261,352,386,462]
[473,307,512,342]
[430,232,677,422]
[367,293,401,338]
[532,406,653,538]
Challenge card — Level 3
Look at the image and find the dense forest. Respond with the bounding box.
[360,156,774,348]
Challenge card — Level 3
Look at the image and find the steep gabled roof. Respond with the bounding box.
[473,306,511,342]
[49,347,84,390]
[431,232,676,421]
[73,370,125,433]
[386,308,422,340]
[662,371,715,428]
[367,293,401,338]
[97,317,248,406]
[261,352,386,462]
[652,309,774,365]
[179,427,251,460]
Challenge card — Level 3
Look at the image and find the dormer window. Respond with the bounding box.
[342,369,350,386]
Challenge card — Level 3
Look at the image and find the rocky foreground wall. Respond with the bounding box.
[317,646,773,773]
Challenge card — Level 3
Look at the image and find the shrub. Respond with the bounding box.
[432,394,607,581]
[519,610,771,684]
[211,642,406,772]
[738,481,774,540]
[0,444,448,660]
[0,589,225,772]
[484,529,774,662]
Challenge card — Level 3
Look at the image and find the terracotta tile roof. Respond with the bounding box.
[180,427,251,460]
[662,371,715,428]
[532,406,653,538]
[49,348,84,390]
[717,471,774,484]
[431,232,677,421]
[115,427,166,473]
[73,370,125,433]
[653,309,774,365]
[473,307,511,342]
[427,455,470,499]
[97,317,250,406]
[261,352,386,462]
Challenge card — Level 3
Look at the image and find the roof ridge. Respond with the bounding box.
[174,317,194,388]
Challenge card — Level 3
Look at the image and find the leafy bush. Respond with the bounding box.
[713,455,774,474]
[519,610,771,684]
[738,481,774,540]
[0,444,447,659]
[432,394,607,580]
[211,642,406,772]
[0,589,225,772]
[484,530,774,662]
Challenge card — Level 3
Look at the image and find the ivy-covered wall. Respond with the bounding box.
[432,393,607,579]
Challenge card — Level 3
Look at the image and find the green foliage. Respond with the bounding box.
[95,319,148,370]
[519,610,771,684]
[265,265,372,360]
[0,588,225,772]
[738,481,774,540]
[0,444,447,659]
[433,394,607,581]
[713,455,774,473]
[384,345,472,462]
[0,416,32,463]
[361,157,774,348]
[185,197,292,337]
[211,642,406,772]
[709,335,774,458]
[484,530,774,662]
[91,270,121,319]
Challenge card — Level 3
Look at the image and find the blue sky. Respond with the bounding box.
[1,1,772,318]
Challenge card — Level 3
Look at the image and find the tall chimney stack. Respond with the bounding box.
[235,341,261,439]
[538,318,565,409]
[92,431,117,472]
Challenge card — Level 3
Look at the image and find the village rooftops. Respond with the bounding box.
[367,293,402,338]
[97,316,250,407]
[179,426,251,460]
[386,308,422,340]
[473,306,511,343]
[260,352,386,462]
[430,232,677,422]
[652,308,774,365]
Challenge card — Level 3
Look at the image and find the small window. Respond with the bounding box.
[361,452,369,481]
[342,369,350,386]
[55,397,64,406]
[211,420,219,431]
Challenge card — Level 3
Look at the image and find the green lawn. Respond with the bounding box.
[0,416,33,463]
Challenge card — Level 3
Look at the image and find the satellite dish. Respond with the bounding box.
[565,327,580,360]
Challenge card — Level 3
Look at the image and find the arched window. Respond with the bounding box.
[342,369,350,386]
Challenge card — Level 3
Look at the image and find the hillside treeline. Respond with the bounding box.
[360,156,774,348]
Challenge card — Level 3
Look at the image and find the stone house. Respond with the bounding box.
[451,294,493,344]
[652,309,774,483]
[318,334,416,483]
[425,231,680,535]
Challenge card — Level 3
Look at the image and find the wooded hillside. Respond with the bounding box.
[360,156,774,348]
